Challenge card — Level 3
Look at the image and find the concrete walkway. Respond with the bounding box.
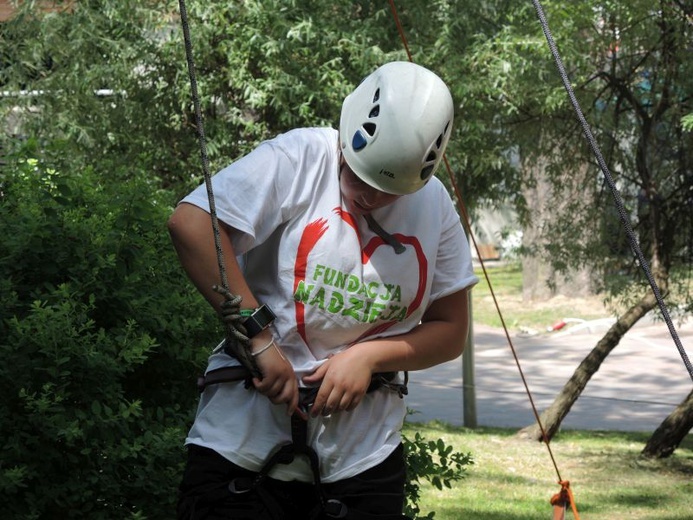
[405,318,693,432]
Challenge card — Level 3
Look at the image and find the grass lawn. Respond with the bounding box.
[406,262,692,519]
[471,262,610,331]
[404,422,693,520]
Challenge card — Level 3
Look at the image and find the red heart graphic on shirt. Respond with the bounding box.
[292,207,427,346]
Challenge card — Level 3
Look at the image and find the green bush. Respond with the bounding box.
[403,427,473,519]
[0,141,216,519]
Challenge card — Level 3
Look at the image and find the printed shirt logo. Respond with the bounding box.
[292,207,427,346]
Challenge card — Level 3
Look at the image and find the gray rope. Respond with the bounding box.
[178,0,226,291]
[177,0,261,378]
[531,0,693,382]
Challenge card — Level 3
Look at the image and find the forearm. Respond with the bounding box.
[349,289,470,373]
[167,202,259,314]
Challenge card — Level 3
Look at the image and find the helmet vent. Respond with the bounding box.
[436,121,451,148]
[352,130,368,151]
[369,105,380,118]
[372,88,380,102]
[426,151,436,162]
[420,164,434,180]
[363,122,377,136]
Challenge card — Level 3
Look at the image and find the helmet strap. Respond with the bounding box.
[364,214,406,254]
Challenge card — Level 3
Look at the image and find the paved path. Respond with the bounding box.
[405,318,693,432]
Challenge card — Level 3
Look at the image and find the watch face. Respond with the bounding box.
[253,305,277,326]
[243,304,276,338]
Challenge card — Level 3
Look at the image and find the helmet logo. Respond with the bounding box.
[379,168,395,179]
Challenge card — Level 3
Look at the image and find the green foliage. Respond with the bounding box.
[0,142,217,518]
[683,114,693,132]
[457,0,692,308]
[0,0,408,191]
[402,428,473,519]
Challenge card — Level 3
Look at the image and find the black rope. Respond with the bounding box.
[530,0,693,382]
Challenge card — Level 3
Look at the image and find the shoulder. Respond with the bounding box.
[412,176,454,208]
[401,175,462,232]
[266,127,338,159]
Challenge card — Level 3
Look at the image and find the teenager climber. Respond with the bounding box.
[169,60,478,520]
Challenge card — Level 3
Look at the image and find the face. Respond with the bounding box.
[339,158,401,215]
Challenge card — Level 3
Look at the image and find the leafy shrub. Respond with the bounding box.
[403,427,473,519]
[0,141,217,519]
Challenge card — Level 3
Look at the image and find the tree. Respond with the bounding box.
[642,389,693,458]
[464,1,693,448]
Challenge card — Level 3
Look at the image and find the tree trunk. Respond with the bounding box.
[521,151,595,301]
[517,292,658,441]
[641,389,693,459]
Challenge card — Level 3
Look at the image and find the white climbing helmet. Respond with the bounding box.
[339,61,454,195]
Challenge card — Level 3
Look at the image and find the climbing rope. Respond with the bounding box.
[531,0,693,383]
[177,0,261,379]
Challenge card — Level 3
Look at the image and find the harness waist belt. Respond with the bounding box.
[197,366,408,399]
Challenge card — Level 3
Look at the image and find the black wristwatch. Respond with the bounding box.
[240,304,276,338]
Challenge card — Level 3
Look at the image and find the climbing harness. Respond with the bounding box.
[195,367,407,519]
[197,363,408,398]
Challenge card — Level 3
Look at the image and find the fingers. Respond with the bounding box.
[309,383,364,417]
[254,375,298,407]
[301,360,328,385]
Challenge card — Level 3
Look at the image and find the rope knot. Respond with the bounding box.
[550,480,580,519]
[213,285,262,379]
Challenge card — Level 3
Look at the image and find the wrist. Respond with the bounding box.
[250,331,274,353]
[347,341,383,373]
[251,337,276,357]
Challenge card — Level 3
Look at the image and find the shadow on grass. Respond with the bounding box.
[404,420,520,437]
[603,488,672,507]
[432,510,531,520]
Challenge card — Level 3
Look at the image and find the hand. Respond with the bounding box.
[251,338,301,417]
[302,348,373,418]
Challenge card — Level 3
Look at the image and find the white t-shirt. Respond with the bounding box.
[181,127,478,483]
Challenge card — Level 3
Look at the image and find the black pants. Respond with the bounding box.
[177,444,410,520]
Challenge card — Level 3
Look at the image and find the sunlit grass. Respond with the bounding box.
[471,263,610,331]
[404,422,693,520]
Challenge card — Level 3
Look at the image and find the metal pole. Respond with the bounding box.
[463,288,477,427]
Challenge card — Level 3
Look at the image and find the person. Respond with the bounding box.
[169,61,478,520]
